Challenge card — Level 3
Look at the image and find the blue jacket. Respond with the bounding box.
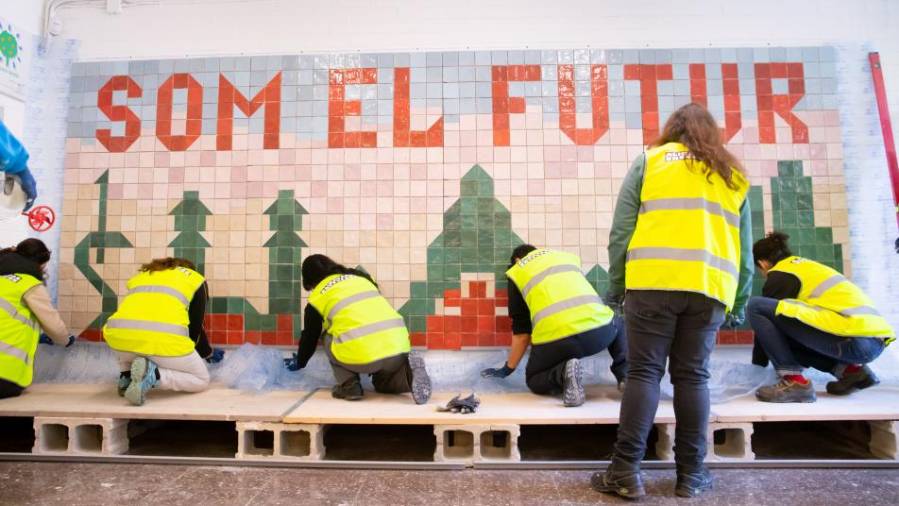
[607,152,754,315]
[0,121,29,175]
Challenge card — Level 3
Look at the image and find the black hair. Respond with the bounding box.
[509,244,538,268]
[0,238,51,265]
[301,254,376,291]
[752,231,793,266]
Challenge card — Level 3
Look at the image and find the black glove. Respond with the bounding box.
[481,362,515,378]
[39,333,52,345]
[284,353,302,371]
[603,291,625,315]
[437,393,481,414]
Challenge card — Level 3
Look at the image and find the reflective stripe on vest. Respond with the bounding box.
[103,267,204,357]
[0,273,42,387]
[506,249,613,345]
[126,285,190,306]
[308,274,410,365]
[770,257,894,339]
[625,142,748,309]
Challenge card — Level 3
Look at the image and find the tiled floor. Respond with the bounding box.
[0,463,897,505]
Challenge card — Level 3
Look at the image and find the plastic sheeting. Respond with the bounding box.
[32,342,798,403]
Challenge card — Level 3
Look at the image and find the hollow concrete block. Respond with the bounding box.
[707,422,755,461]
[32,417,128,455]
[869,420,898,460]
[236,421,323,460]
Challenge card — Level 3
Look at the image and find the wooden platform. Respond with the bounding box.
[0,384,307,422]
[282,385,676,425]
[711,386,899,422]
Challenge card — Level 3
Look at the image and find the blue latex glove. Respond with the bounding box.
[283,353,302,371]
[205,348,225,364]
[17,168,36,212]
[39,333,52,345]
[481,363,515,378]
[723,311,745,329]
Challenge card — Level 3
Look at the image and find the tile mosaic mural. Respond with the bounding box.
[58,48,849,347]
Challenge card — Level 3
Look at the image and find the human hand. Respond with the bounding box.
[480,363,515,378]
[205,348,225,363]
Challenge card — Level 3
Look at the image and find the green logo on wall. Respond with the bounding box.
[0,21,22,69]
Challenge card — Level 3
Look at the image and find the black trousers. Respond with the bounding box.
[612,290,725,472]
[0,378,24,399]
[525,321,620,395]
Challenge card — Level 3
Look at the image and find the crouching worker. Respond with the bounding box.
[103,258,222,406]
[749,232,894,403]
[0,239,75,399]
[481,245,622,407]
[285,254,431,404]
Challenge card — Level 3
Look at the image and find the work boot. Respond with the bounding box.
[332,380,363,401]
[408,353,432,405]
[117,371,131,397]
[562,358,585,407]
[591,461,645,500]
[755,377,816,403]
[827,365,880,396]
[675,467,714,498]
[125,357,158,406]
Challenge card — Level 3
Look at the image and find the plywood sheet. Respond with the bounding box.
[0,384,308,422]
[712,387,899,422]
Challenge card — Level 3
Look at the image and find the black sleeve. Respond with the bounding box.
[761,272,801,300]
[189,282,212,359]
[506,278,533,335]
[295,304,323,368]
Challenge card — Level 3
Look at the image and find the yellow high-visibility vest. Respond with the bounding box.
[625,142,749,309]
[103,267,205,357]
[0,273,42,387]
[770,256,895,341]
[506,249,613,345]
[309,274,410,365]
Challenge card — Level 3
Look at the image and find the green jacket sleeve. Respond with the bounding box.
[607,153,646,298]
[731,198,755,315]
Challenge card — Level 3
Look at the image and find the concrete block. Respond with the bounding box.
[655,423,675,461]
[478,424,520,462]
[869,420,898,460]
[707,422,754,461]
[236,421,323,460]
[33,417,128,455]
[434,424,520,463]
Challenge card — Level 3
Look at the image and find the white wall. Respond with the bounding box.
[54,0,899,136]
[0,0,44,35]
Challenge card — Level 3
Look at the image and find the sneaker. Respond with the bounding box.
[562,358,585,407]
[124,357,158,406]
[332,380,363,401]
[676,467,713,498]
[827,365,880,396]
[408,353,432,405]
[617,378,627,393]
[117,372,131,397]
[755,377,816,403]
[591,467,645,500]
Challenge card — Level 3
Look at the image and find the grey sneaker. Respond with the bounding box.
[117,372,131,397]
[827,365,880,396]
[676,467,713,497]
[408,353,432,405]
[756,377,816,403]
[562,358,585,407]
[591,467,645,500]
[124,357,158,406]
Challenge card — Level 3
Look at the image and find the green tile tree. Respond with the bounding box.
[169,191,212,275]
[399,165,524,332]
[263,189,308,315]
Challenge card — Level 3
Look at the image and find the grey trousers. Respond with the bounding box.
[613,290,725,471]
[326,340,412,394]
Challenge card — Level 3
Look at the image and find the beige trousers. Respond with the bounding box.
[116,351,210,393]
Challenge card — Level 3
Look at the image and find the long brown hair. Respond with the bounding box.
[0,238,51,265]
[140,257,197,273]
[651,103,744,190]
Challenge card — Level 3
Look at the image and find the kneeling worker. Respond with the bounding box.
[285,254,431,404]
[481,245,623,407]
[0,239,75,399]
[103,258,223,406]
[749,232,894,402]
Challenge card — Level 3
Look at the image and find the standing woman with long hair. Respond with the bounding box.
[594,103,754,499]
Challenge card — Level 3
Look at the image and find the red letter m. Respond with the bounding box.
[217,72,282,150]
